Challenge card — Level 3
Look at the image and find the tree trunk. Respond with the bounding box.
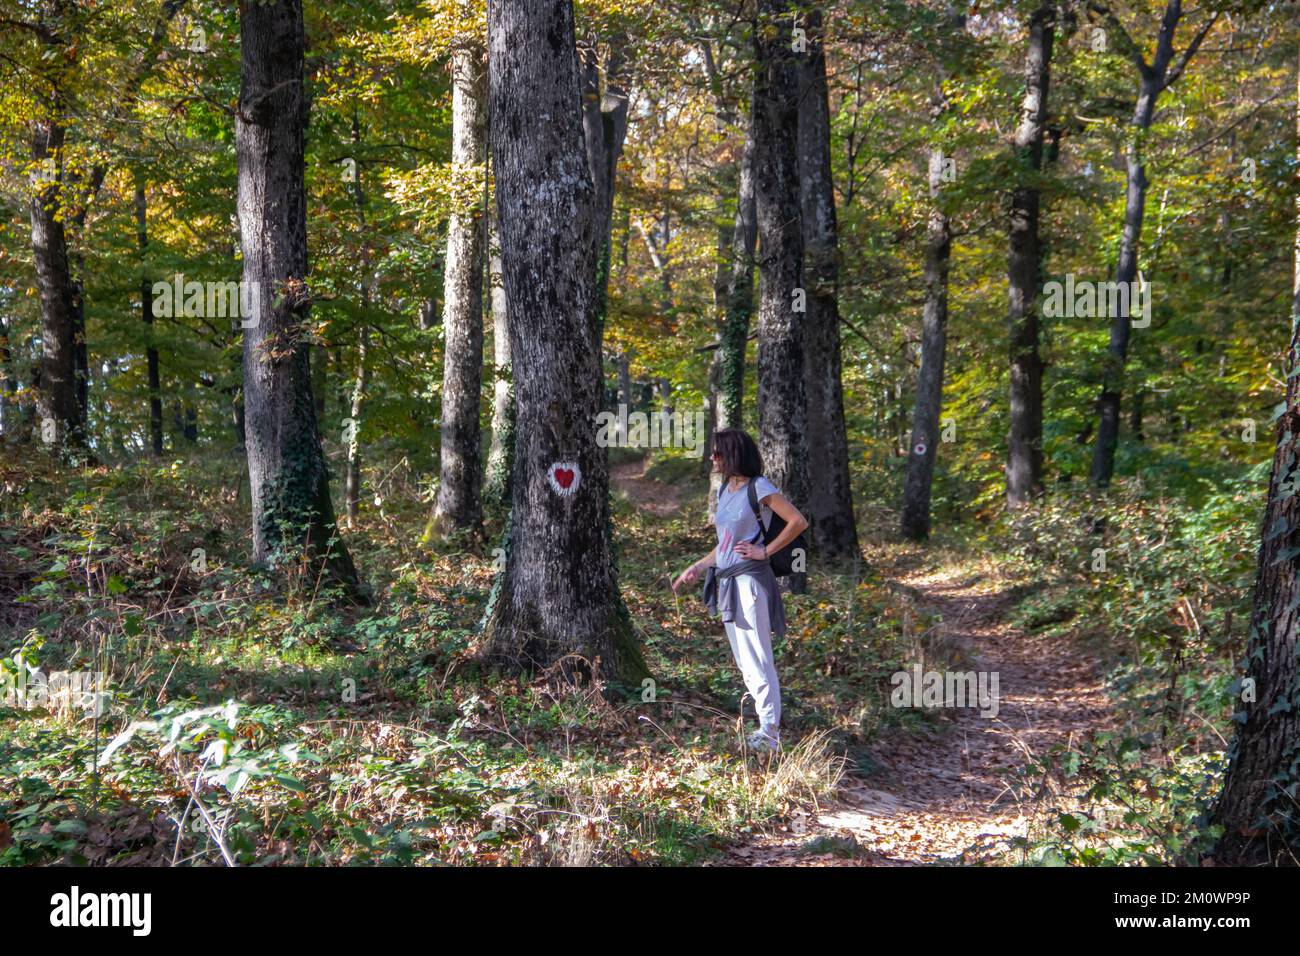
[134,178,164,457]
[485,210,513,508]
[431,43,488,539]
[480,0,649,687]
[345,330,368,526]
[236,0,361,595]
[1006,3,1054,507]
[1090,77,1156,487]
[615,351,632,446]
[753,0,808,591]
[0,316,14,442]
[581,38,629,335]
[419,297,438,330]
[1211,47,1300,868]
[346,112,373,528]
[1089,0,1215,486]
[901,114,953,540]
[708,103,759,519]
[798,8,858,562]
[29,120,83,450]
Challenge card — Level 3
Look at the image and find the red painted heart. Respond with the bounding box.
[554,467,575,489]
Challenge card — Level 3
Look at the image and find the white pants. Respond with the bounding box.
[722,574,781,735]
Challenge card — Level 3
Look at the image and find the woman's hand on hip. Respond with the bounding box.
[733,541,767,561]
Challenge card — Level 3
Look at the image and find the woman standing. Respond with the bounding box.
[672,428,809,751]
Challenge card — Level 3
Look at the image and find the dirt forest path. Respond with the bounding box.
[610,457,684,517]
[734,558,1114,865]
[610,460,1114,865]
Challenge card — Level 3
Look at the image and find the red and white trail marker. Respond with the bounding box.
[546,461,581,497]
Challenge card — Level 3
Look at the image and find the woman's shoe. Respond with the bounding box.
[745,729,779,752]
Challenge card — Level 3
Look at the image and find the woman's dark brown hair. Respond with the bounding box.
[712,428,764,480]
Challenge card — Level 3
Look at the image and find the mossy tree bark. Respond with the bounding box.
[236,0,361,596]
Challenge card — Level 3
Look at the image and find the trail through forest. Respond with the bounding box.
[610,465,1114,865]
[735,560,1113,865]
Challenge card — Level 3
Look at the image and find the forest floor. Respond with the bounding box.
[609,462,1116,866]
[1,447,1140,867]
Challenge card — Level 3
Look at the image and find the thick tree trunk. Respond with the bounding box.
[481,0,649,687]
[30,120,83,450]
[485,211,513,508]
[1006,4,1054,507]
[134,179,164,457]
[798,9,858,562]
[753,0,808,591]
[900,125,953,540]
[236,0,360,594]
[431,44,487,539]
[1211,49,1300,868]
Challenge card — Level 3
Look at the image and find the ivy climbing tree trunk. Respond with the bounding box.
[798,8,858,562]
[709,102,758,521]
[1006,3,1054,507]
[753,0,808,591]
[480,0,649,688]
[236,0,361,595]
[1211,46,1300,867]
[431,42,487,540]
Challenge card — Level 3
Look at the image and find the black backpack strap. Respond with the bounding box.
[746,478,768,538]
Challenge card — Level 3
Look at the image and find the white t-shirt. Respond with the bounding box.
[715,475,780,571]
